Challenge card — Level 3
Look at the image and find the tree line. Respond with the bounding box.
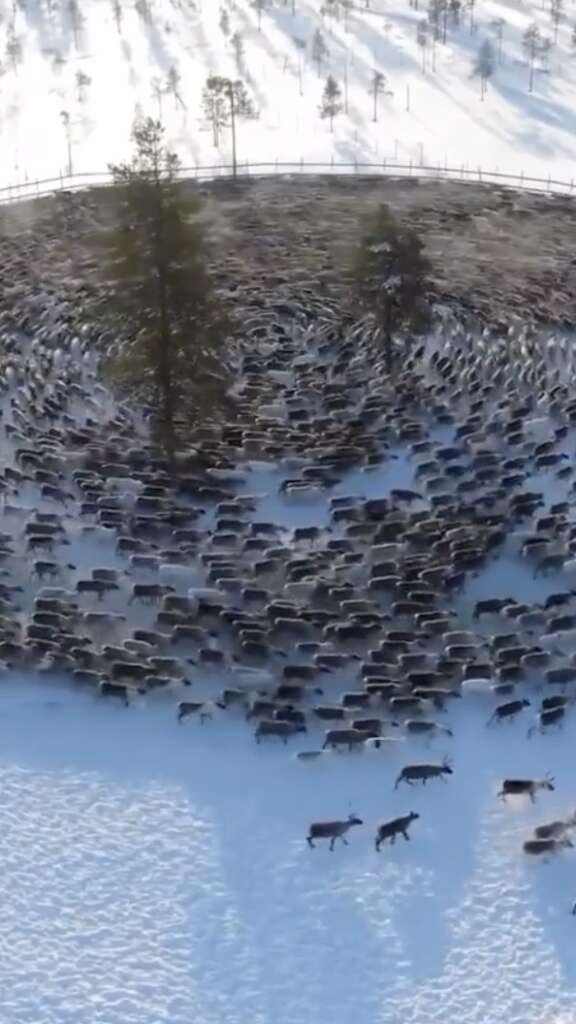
[98,117,431,465]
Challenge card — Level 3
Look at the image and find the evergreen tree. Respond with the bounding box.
[60,109,73,175]
[166,64,185,108]
[68,0,84,50]
[550,0,563,44]
[490,17,505,65]
[219,6,230,35]
[352,204,431,373]
[523,22,542,91]
[202,76,256,174]
[449,0,461,27]
[293,35,306,95]
[75,69,91,102]
[251,0,269,30]
[416,19,429,70]
[319,74,342,132]
[472,38,495,98]
[112,0,123,33]
[230,30,245,73]
[427,0,442,42]
[370,70,386,121]
[311,28,329,76]
[101,118,229,461]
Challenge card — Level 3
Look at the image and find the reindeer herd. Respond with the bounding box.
[0,280,576,923]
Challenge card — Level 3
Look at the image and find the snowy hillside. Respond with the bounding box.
[0,0,575,189]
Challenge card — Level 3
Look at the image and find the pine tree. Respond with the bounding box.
[370,70,386,121]
[60,109,73,175]
[251,0,269,30]
[230,30,245,73]
[465,0,475,32]
[112,0,123,33]
[311,28,329,76]
[523,22,542,91]
[490,17,505,64]
[101,118,229,461]
[6,29,22,73]
[134,0,152,23]
[75,69,91,102]
[219,6,230,36]
[293,35,306,95]
[166,65,185,109]
[319,74,342,132]
[202,76,227,147]
[416,19,429,70]
[151,77,165,120]
[342,0,353,30]
[352,204,431,374]
[202,76,256,175]
[550,0,563,44]
[427,0,442,41]
[449,0,461,27]
[68,0,84,50]
[472,38,495,98]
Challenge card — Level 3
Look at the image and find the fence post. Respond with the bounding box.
[547,173,551,192]
[300,156,303,171]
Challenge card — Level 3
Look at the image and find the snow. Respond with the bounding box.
[0,0,575,190]
[1,332,576,1022]
[1,669,576,1024]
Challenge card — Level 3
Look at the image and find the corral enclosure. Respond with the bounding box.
[1,380,576,1024]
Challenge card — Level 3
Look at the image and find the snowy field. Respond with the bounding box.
[0,0,575,189]
[1,328,576,1023]
[1,669,576,1024]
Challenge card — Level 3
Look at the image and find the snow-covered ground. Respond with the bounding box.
[2,616,576,1024]
[1,335,576,1022]
[0,0,575,189]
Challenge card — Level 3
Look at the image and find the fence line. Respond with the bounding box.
[0,160,573,205]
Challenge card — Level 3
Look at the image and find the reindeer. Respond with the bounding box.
[534,812,576,841]
[307,813,363,851]
[523,837,573,856]
[375,812,420,850]
[527,705,566,738]
[405,720,453,740]
[498,775,555,803]
[177,701,223,724]
[488,698,530,726]
[395,757,453,789]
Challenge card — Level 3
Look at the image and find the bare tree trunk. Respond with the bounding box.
[152,186,177,464]
[344,56,349,113]
[229,84,238,176]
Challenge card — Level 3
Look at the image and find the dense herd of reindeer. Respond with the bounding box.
[0,295,575,905]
